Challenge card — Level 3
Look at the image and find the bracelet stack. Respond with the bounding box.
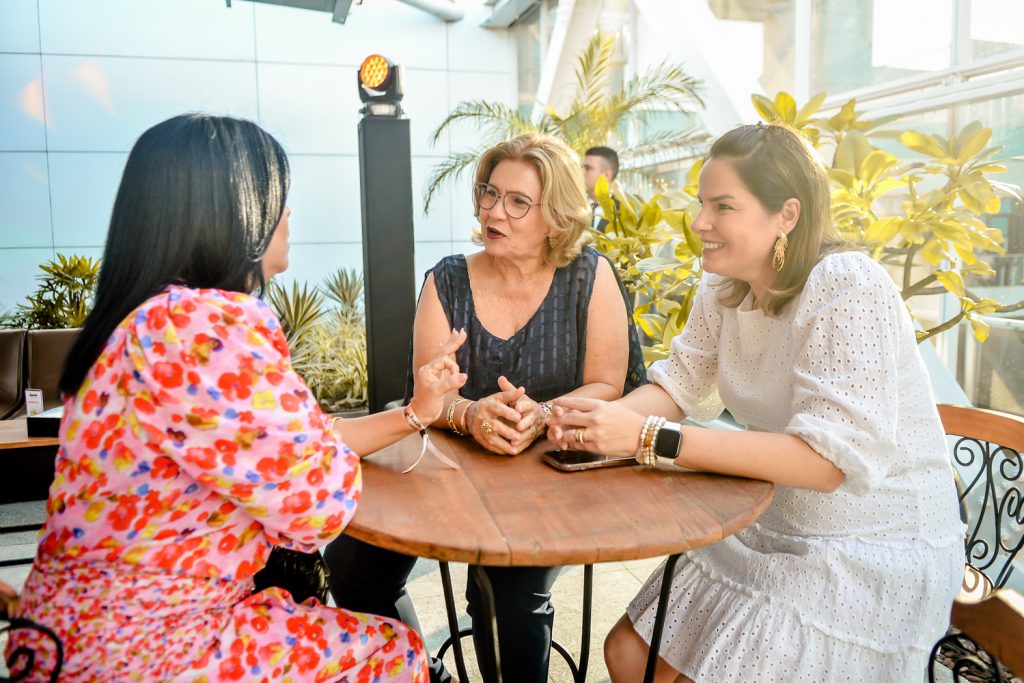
[446,398,469,436]
[636,415,666,466]
[538,402,552,421]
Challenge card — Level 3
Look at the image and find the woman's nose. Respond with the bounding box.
[692,207,710,232]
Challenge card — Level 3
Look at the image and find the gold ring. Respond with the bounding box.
[481,419,494,435]
[575,427,586,444]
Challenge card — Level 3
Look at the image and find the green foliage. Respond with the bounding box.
[592,175,702,364]
[755,91,1023,344]
[267,268,368,412]
[2,254,101,329]
[423,31,707,211]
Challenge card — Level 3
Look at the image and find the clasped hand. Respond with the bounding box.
[545,397,645,457]
[465,376,547,455]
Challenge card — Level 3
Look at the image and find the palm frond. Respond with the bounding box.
[321,267,363,315]
[265,280,326,344]
[429,100,535,147]
[619,129,711,166]
[424,150,483,213]
[569,31,617,118]
[612,61,704,117]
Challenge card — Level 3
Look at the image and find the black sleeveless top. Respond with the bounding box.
[405,247,648,403]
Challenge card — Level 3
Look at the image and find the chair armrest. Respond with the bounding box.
[951,589,1024,676]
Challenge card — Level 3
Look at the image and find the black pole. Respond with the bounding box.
[358,116,416,413]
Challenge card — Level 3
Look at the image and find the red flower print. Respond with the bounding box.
[152,361,184,388]
[307,469,324,487]
[280,393,301,412]
[151,456,179,479]
[266,370,284,386]
[280,491,312,514]
[256,456,290,479]
[184,446,218,471]
[82,390,98,413]
[148,306,168,330]
[217,533,239,554]
[218,655,246,681]
[289,645,320,674]
[109,497,139,532]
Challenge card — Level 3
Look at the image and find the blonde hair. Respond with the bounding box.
[470,133,592,268]
[709,122,846,315]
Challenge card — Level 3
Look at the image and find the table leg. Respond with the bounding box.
[644,553,681,683]
[438,561,471,683]
[470,565,502,683]
[579,564,593,682]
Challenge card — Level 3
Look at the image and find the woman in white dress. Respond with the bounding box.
[546,122,965,682]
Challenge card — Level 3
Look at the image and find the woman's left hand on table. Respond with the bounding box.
[497,376,546,454]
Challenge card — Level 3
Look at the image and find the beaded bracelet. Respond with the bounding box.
[446,398,468,436]
[644,417,666,466]
[636,415,657,465]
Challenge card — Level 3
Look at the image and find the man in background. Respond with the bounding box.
[583,146,619,232]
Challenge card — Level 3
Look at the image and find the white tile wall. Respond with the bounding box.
[0,0,515,305]
[286,154,361,245]
[0,153,51,248]
[0,0,40,53]
[0,54,47,151]
[42,55,259,152]
[48,152,126,248]
[38,0,255,60]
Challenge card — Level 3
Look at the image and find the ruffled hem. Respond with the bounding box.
[628,555,949,682]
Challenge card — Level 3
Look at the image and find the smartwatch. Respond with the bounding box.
[653,421,683,460]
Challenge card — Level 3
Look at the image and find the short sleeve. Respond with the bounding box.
[125,287,361,551]
[648,274,724,420]
[784,253,906,496]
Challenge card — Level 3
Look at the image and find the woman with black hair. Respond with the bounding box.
[7,113,465,682]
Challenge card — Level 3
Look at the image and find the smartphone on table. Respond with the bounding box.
[542,449,638,472]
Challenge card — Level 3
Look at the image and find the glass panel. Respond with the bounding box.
[959,92,1024,416]
[513,4,542,120]
[812,0,953,94]
[969,0,1024,61]
[705,0,796,96]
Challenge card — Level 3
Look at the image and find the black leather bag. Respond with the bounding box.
[252,546,331,605]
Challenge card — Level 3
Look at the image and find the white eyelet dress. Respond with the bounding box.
[627,252,966,682]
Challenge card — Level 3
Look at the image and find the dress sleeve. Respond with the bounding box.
[647,274,724,419]
[784,254,907,496]
[126,288,360,551]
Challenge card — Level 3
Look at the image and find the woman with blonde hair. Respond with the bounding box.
[325,132,647,682]
[547,122,964,681]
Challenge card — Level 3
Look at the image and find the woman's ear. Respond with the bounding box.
[779,197,801,234]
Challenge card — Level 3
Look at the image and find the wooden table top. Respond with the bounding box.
[347,430,774,567]
[0,419,59,450]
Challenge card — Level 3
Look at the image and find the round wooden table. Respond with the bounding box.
[347,429,774,682]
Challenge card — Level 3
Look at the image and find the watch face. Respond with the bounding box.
[654,426,681,458]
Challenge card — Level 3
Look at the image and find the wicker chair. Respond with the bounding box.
[928,404,1024,682]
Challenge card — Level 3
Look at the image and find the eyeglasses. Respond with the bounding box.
[474,182,540,219]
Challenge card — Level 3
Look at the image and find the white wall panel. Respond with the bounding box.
[42,55,259,152]
[0,0,41,53]
[447,2,512,74]
[257,63,360,156]
[285,154,361,245]
[254,0,446,70]
[48,152,125,249]
[411,156,453,242]
[0,54,47,151]
[444,70,512,154]
[0,153,51,249]
[403,68,450,156]
[38,0,254,60]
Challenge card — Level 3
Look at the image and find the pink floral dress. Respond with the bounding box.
[8,286,428,682]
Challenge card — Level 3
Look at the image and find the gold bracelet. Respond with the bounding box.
[327,415,340,432]
[447,398,468,436]
[460,401,475,435]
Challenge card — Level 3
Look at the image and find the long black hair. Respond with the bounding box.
[59,113,290,397]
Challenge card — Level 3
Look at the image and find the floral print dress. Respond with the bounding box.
[9,286,428,682]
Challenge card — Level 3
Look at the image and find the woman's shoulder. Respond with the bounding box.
[132,286,281,340]
[807,250,893,290]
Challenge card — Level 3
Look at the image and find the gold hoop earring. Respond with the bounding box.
[772,231,788,271]
[547,235,555,248]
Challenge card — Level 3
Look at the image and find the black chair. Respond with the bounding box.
[0,330,25,420]
[928,404,1024,682]
[1,583,63,682]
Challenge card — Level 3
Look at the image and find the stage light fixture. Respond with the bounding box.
[358,54,403,117]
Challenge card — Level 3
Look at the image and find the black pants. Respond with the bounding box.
[323,533,561,683]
